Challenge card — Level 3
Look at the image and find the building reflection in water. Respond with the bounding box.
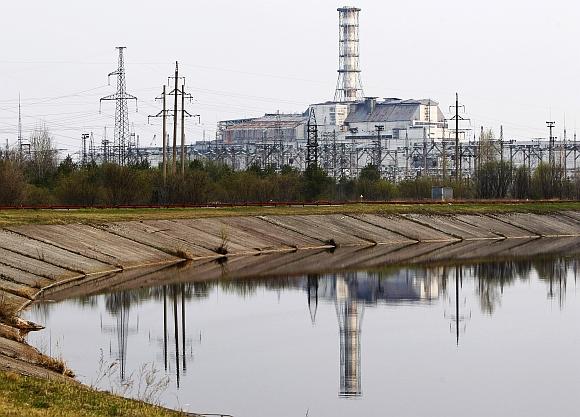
[307,269,441,398]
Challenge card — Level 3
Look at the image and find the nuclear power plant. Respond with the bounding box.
[215,6,454,179]
[59,5,579,181]
[202,6,575,181]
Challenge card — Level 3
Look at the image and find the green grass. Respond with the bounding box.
[1,201,580,227]
[0,372,188,417]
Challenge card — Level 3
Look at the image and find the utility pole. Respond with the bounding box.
[181,83,185,175]
[162,86,167,183]
[449,93,468,182]
[165,64,196,177]
[456,94,459,180]
[422,127,427,176]
[547,121,555,167]
[172,62,179,174]
[375,125,384,175]
[563,119,567,178]
[17,94,22,157]
[179,83,198,176]
[81,133,89,165]
[149,86,168,185]
[405,130,409,178]
[442,124,447,180]
[574,130,577,175]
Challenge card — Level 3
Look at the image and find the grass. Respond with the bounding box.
[1,201,580,227]
[0,371,188,417]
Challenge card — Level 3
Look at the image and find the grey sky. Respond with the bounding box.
[0,0,578,154]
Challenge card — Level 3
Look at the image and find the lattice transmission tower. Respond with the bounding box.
[306,107,319,169]
[100,47,138,165]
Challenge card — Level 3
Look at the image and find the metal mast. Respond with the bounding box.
[547,121,556,167]
[100,47,138,165]
[306,107,319,169]
[17,94,22,154]
[334,7,364,102]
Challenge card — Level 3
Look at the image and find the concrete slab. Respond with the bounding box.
[560,211,580,224]
[259,215,375,246]
[179,217,308,252]
[455,214,536,238]
[0,229,110,274]
[0,289,31,313]
[218,216,326,249]
[146,219,253,254]
[12,224,175,269]
[0,280,37,300]
[0,264,53,288]
[101,221,217,259]
[492,213,580,236]
[323,214,415,244]
[348,214,455,242]
[0,247,78,280]
[403,214,503,240]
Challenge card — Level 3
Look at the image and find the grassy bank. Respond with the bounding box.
[0,371,188,417]
[1,201,580,227]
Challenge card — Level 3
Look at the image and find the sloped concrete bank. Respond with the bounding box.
[3,211,580,378]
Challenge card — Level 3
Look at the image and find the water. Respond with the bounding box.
[25,256,580,417]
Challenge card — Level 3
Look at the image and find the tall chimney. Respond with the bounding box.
[334,6,364,102]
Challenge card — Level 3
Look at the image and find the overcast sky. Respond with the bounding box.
[0,0,578,154]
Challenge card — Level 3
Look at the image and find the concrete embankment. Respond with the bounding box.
[3,210,580,377]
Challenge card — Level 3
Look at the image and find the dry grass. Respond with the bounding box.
[35,354,75,378]
[0,371,189,417]
[1,201,580,227]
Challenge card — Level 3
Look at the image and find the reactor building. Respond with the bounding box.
[216,6,451,174]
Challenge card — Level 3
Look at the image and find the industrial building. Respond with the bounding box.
[215,6,459,177]
[78,6,579,182]
[219,113,308,145]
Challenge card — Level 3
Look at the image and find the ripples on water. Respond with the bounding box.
[26,256,580,417]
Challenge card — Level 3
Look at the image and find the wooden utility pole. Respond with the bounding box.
[172,62,179,175]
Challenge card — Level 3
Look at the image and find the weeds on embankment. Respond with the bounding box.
[2,201,580,227]
[0,371,187,417]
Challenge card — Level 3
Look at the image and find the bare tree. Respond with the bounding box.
[28,123,57,184]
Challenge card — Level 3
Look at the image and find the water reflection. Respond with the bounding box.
[100,285,195,384]
[26,255,580,416]
[307,270,440,397]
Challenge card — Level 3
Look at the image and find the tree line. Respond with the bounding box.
[1,127,580,206]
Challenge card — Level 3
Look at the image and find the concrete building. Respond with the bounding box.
[343,97,446,143]
[219,113,308,145]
